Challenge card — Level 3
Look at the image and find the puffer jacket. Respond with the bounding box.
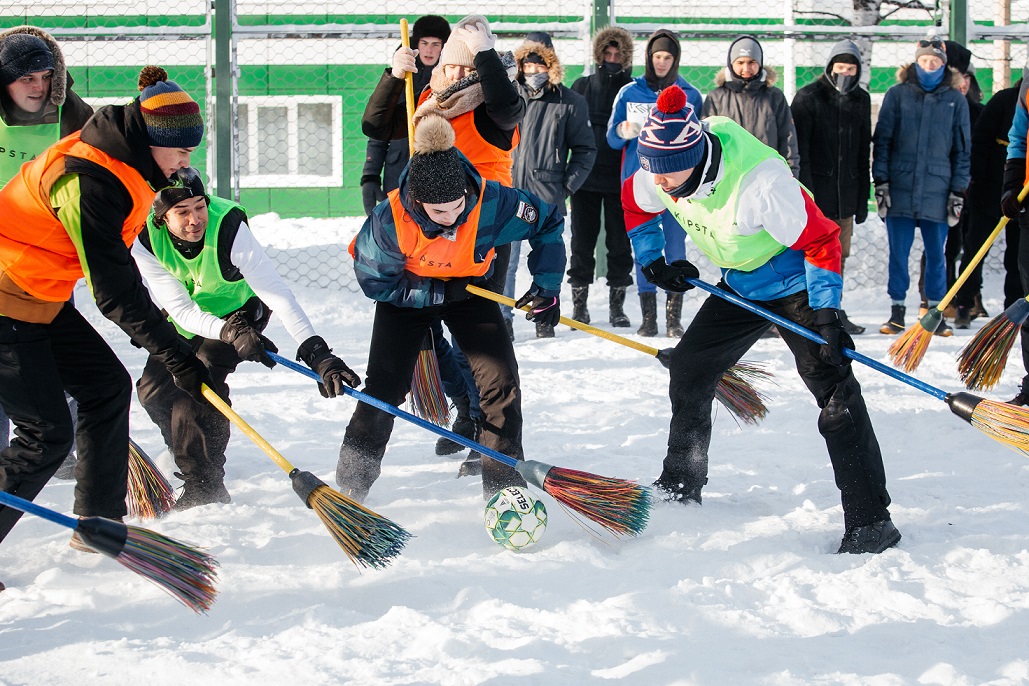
[872,64,971,223]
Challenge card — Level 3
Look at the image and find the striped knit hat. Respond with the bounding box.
[636,85,706,174]
[137,65,204,148]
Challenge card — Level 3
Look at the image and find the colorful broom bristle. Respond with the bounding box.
[716,362,774,425]
[958,314,1021,391]
[115,525,219,614]
[306,485,412,570]
[127,439,176,520]
[541,467,651,538]
[968,398,1029,458]
[409,346,451,428]
[888,321,935,372]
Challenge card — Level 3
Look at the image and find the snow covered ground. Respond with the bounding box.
[2,214,1028,686]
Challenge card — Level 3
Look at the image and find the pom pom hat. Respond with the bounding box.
[407,115,468,204]
[137,65,204,148]
[636,85,706,175]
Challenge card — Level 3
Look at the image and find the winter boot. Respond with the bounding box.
[666,293,684,338]
[934,318,953,337]
[954,306,971,329]
[173,477,231,511]
[839,309,865,335]
[435,395,477,455]
[536,321,555,338]
[335,444,382,504]
[609,287,630,327]
[879,305,906,335]
[971,294,989,320]
[570,286,590,325]
[637,293,658,337]
[652,473,705,505]
[456,451,483,478]
[837,518,902,554]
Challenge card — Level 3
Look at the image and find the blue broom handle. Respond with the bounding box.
[267,351,519,468]
[0,490,79,530]
[686,278,948,401]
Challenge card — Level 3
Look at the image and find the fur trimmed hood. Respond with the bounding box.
[592,26,633,70]
[0,25,68,106]
[514,40,564,86]
[715,64,779,88]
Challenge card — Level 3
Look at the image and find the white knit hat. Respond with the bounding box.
[438,14,490,68]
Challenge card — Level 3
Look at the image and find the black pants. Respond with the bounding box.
[0,303,131,544]
[955,202,1003,308]
[338,297,525,496]
[664,285,891,529]
[136,334,240,485]
[1016,211,1029,392]
[567,189,634,288]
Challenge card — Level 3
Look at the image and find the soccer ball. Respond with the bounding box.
[484,486,547,551]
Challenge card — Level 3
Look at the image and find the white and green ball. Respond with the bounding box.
[483,486,547,551]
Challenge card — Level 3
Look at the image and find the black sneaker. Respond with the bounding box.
[652,474,704,505]
[837,518,901,554]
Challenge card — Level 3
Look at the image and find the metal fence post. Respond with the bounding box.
[214,0,234,200]
[950,0,968,45]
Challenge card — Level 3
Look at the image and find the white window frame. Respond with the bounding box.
[237,95,342,188]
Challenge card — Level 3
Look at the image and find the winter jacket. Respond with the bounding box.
[351,153,565,309]
[571,26,634,195]
[702,66,801,176]
[791,42,871,223]
[622,117,843,309]
[968,81,1019,212]
[510,39,596,213]
[872,64,971,223]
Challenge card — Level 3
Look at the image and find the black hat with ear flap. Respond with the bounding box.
[406,115,467,204]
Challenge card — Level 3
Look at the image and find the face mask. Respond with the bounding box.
[915,63,945,91]
[601,61,621,74]
[832,73,857,94]
[524,72,550,93]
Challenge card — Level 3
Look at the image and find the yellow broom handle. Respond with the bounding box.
[400,19,416,157]
[936,181,1029,310]
[466,284,662,358]
[201,384,296,475]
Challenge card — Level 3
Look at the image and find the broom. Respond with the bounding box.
[956,296,1029,391]
[126,439,176,520]
[466,284,772,424]
[408,330,451,427]
[0,490,218,613]
[687,277,1029,457]
[888,182,1029,372]
[199,385,411,569]
[269,352,651,538]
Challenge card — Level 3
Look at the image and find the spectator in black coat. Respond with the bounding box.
[792,39,870,335]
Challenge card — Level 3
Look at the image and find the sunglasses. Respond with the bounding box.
[918,39,943,49]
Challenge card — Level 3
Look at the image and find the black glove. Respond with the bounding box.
[297,335,361,398]
[874,182,891,220]
[514,283,561,327]
[165,353,216,404]
[641,257,699,293]
[1001,158,1026,219]
[947,191,964,228]
[813,308,854,367]
[219,312,278,368]
[442,277,473,303]
[361,179,387,216]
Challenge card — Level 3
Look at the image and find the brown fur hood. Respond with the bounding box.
[896,63,960,89]
[592,26,633,70]
[715,64,779,88]
[0,25,68,106]
[514,40,564,86]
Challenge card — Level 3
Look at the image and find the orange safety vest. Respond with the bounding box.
[0,132,155,320]
[417,89,519,186]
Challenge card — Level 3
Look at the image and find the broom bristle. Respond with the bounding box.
[306,485,412,569]
[969,399,1029,457]
[127,440,176,520]
[409,347,451,428]
[958,314,1021,391]
[541,467,651,537]
[116,525,219,614]
[888,322,935,372]
[715,362,774,425]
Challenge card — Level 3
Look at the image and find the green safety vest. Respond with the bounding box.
[144,196,256,338]
[0,109,61,185]
[655,117,789,272]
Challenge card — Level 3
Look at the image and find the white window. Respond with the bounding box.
[237,95,342,188]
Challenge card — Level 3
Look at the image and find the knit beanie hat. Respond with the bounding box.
[438,14,490,69]
[636,85,706,175]
[649,35,678,58]
[407,115,467,203]
[137,65,204,148]
[412,15,451,45]
[943,40,971,74]
[0,33,54,86]
[728,35,763,70]
[914,37,947,64]
[152,167,208,224]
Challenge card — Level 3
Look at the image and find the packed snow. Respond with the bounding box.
[1,214,1028,686]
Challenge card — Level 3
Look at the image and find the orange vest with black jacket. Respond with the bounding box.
[0,131,155,321]
[389,189,495,278]
[418,90,519,186]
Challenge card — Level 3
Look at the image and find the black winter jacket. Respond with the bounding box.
[792,74,871,222]
[968,81,1020,211]
[571,67,632,194]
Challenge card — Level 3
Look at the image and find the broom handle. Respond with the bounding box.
[268,352,520,469]
[0,490,78,530]
[685,278,948,401]
[933,181,1029,311]
[466,284,662,358]
[400,19,416,157]
[200,384,298,474]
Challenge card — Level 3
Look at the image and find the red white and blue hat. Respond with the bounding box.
[636,85,706,174]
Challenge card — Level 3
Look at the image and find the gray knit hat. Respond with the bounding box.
[407,115,467,204]
[727,35,763,70]
[915,37,947,64]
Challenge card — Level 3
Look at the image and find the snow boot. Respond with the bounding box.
[666,293,684,338]
[652,473,705,505]
[971,294,989,320]
[173,477,231,511]
[839,309,865,335]
[637,293,658,337]
[435,395,477,455]
[536,321,555,338]
[837,518,901,554]
[335,444,381,504]
[934,318,953,337]
[571,286,590,325]
[954,306,972,329]
[609,287,630,327]
[879,305,905,335]
[456,451,483,478]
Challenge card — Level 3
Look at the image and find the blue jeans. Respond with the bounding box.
[885,216,948,302]
[636,210,687,294]
[430,319,482,421]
